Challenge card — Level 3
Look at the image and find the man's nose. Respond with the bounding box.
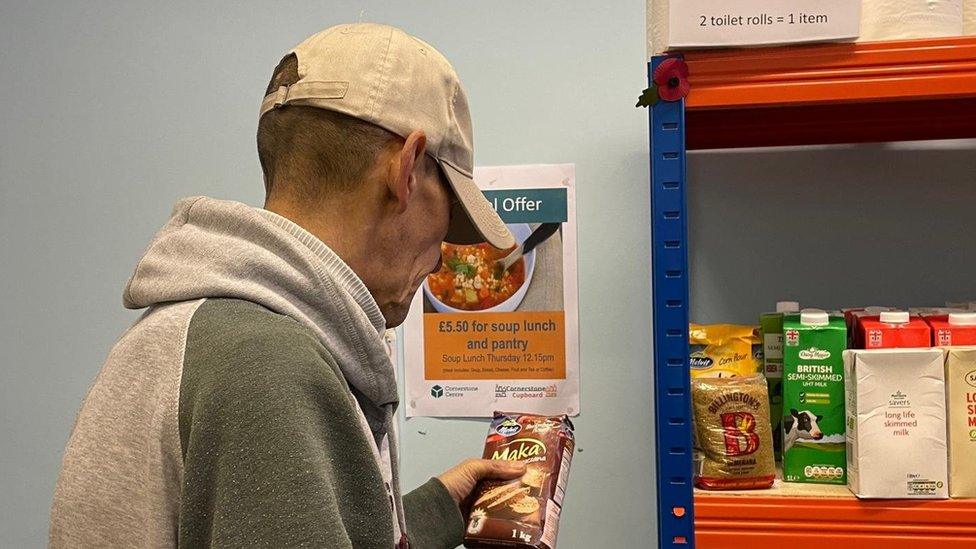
[430,255,443,274]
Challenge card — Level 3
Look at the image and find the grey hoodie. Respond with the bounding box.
[50,196,463,548]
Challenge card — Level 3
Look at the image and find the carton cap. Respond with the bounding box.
[864,306,891,313]
[800,309,829,327]
[949,312,976,326]
[880,311,909,324]
[776,301,800,313]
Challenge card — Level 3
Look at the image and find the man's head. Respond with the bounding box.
[257,24,513,327]
[257,54,401,202]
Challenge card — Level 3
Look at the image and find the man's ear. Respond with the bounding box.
[389,130,427,214]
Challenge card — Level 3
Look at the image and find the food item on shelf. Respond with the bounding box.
[858,311,931,349]
[464,412,574,549]
[689,324,762,378]
[969,0,976,37]
[760,301,800,461]
[844,348,949,499]
[945,347,976,498]
[928,312,976,346]
[691,374,775,490]
[909,306,968,316]
[428,242,526,311]
[782,309,848,485]
[843,306,895,348]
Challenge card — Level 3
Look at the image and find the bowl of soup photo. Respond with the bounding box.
[424,223,536,313]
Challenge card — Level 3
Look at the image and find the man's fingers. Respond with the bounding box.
[470,459,526,480]
[438,459,528,508]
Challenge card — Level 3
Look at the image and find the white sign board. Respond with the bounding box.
[651,0,860,54]
[404,164,579,418]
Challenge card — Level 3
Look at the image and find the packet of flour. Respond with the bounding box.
[464,412,575,549]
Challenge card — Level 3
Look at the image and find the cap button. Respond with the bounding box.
[880,311,909,324]
[949,312,976,326]
[800,309,829,327]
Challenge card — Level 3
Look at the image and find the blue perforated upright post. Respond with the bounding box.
[649,55,694,548]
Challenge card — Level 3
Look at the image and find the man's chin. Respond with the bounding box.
[381,284,425,329]
[381,302,411,329]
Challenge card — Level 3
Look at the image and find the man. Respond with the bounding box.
[50,23,523,548]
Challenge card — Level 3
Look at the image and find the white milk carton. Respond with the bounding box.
[844,348,948,499]
[945,347,976,498]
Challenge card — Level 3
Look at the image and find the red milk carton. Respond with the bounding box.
[844,307,896,348]
[859,311,931,349]
[909,307,968,317]
[926,312,976,346]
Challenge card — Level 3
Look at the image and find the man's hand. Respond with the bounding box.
[437,459,527,507]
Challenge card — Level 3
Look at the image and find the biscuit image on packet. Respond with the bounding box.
[464,412,575,549]
[521,465,547,490]
[473,483,530,511]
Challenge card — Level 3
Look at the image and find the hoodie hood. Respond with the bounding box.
[124,196,398,422]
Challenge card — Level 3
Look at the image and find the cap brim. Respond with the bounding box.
[437,160,515,250]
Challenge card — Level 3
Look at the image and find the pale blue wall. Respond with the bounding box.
[9,3,970,547]
[1,2,653,546]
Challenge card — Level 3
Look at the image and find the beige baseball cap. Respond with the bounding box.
[259,23,514,250]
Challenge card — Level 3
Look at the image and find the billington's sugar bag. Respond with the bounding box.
[692,375,775,490]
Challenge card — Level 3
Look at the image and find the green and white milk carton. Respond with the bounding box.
[782,309,848,484]
[760,301,800,461]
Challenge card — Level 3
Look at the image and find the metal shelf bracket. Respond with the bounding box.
[649,55,695,548]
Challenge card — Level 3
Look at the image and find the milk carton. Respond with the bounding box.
[909,306,968,317]
[843,306,895,348]
[945,347,976,498]
[782,310,847,484]
[844,349,948,499]
[760,301,799,461]
[928,312,976,347]
[858,311,931,349]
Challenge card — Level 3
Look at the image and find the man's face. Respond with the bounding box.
[375,159,454,327]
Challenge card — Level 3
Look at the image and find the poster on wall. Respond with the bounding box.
[404,163,579,417]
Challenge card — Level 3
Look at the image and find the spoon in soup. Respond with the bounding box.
[497,222,561,272]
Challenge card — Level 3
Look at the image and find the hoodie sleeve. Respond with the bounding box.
[403,478,465,548]
[177,299,396,548]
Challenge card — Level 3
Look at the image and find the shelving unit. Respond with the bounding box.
[648,37,976,549]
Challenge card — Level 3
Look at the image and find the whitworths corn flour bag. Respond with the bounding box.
[690,324,763,378]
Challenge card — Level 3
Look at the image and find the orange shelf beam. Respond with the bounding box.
[695,493,976,549]
[680,37,976,149]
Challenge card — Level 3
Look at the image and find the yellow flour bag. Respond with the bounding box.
[689,324,762,378]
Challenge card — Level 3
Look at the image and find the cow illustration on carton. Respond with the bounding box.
[784,409,823,451]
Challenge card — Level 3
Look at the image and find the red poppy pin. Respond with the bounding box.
[637,57,690,107]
